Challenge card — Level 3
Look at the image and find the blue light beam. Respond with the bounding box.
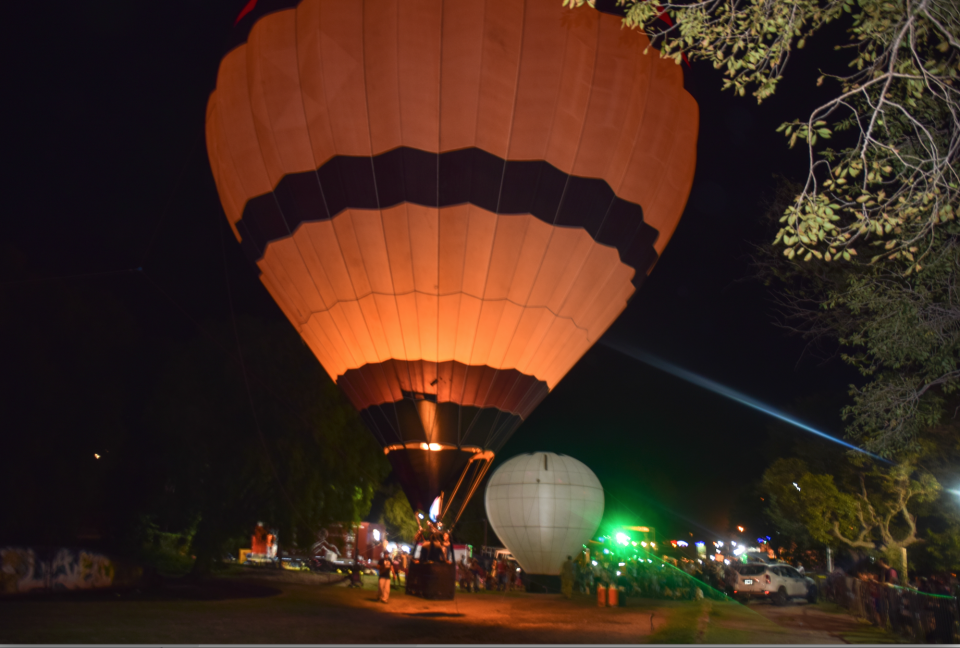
[601,339,888,462]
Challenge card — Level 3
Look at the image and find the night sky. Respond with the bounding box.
[5,1,859,545]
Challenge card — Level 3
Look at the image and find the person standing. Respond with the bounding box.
[877,559,897,585]
[471,558,484,591]
[377,553,393,603]
[350,559,363,588]
[560,555,575,599]
[391,552,402,587]
[459,555,472,592]
[497,557,508,591]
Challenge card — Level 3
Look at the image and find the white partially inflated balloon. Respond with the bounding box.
[485,452,604,575]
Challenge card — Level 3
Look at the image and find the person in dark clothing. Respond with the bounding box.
[877,559,898,584]
[391,552,402,587]
[377,554,393,603]
[349,560,363,588]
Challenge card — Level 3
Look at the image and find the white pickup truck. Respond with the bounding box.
[732,563,817,605]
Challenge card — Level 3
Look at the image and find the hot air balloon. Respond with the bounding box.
[485,452,604,591]
[206,0,697,595]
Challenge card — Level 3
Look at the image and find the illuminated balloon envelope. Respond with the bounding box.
[485,452,604,575]
[206,0,698,516]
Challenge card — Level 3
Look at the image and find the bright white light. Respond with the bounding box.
[420,442,430,450]
[592,561,598,566]
[676,540,688,548]
[428,443,442,451]
[603,548,609,554]
[602,341,889,462]
[731,541,737,546]
[387,542,397,552]
[647,559,652,563]
[616,570,621,576]
[618,562,625,566]
[641,541,648,547]
[94,453,101,460]
[733,546,745,556]
[724,559,730,565]
[516,567,520,572]
[429,496,441,522]
[650,543,656,549]
[372,529,381,542]
[715,541,724,547]
[401,545,411,553]
[418,513,424,519]
[616,532,630,545]
[793,482,801,491]
[709,555,716,561]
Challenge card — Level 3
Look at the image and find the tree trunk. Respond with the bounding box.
[189,516,221,578]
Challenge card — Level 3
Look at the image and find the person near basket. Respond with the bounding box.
[377,553,393,603]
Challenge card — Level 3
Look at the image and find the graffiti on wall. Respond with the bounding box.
[0,547,133,594]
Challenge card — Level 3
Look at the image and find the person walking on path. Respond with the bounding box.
[377,554,393,603]
[560,555,575,599]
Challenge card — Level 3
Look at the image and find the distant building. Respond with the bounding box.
[322,522,387,562]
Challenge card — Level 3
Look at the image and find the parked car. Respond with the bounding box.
[732,563,817,605]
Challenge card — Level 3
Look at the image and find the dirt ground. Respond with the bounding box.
[0,572,901,644]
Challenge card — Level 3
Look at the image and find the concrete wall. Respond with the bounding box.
[0,547,141,595]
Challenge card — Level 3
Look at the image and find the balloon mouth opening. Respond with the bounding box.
[382,443,484,455]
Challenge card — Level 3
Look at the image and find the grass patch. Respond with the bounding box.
[838,627,905,644]
[702,600,790,644]
[703,626,753,643]
[646,602,705,644]
[136,548,194,577]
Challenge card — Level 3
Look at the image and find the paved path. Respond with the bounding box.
[744,599,901,644]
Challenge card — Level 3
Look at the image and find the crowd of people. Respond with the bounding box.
[456,549,733,599]
[414,523,454,563]
[826,558,959,599]
[456,554,525,592]
[823,560,959,644]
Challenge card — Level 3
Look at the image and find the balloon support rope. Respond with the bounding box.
[450,455,494,530]
[440,450,493,523]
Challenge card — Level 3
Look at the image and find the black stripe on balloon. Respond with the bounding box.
[227,0,628,54]
[337,359,549,418]
[359,400,527,453]
[385,447,481,514]
[236,147,660,285]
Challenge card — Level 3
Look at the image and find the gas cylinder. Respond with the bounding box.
[597,584,607,607]
[607,585,619,607]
